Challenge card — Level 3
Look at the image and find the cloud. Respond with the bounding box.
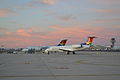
[95,9,120,14]
[5,32,13,35]
[3,28,33,37]
[49,25,120,44]
[15,0,58,10]
[41,0,57,5]
[0,8,15,17]
[115,25,120,29]
[0,27,8,32]
[36,25,94,42]
[33,0,57,5]
[95,9,114,13]
[95,18,120,23]
[0,36,32,48]
[58,15,76,21]
[1,25,120,48]
[89,0,120,5]
[16,29,33,37]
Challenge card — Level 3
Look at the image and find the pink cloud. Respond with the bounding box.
[31,25,96,45]
[48,25,120,45]
[34,0,57,5]
[5,32,13,35]
[0,36,31,48]
[0,8,15,17]
[115,25,120,29]
[95,9,120,14]
[16,29,32,37]
[96,9,114,13]
[1,26,94,47]
[49,25,92,37]
[42,0,56,5]
[0,26,120,48]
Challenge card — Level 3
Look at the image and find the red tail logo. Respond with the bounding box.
[86,36,96,45]
[57,39,67,46]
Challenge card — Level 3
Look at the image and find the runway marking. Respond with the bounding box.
[75,60,120,66]
[0,74,120,78]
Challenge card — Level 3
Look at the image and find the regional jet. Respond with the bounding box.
[44,37,96,54]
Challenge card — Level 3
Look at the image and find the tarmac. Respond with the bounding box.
[0,51,120,80]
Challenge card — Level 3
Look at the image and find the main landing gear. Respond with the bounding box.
[66,51,75,55]
[73,51,75,54]
[47,52,50,55]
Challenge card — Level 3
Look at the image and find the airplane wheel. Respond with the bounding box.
[47,52,50,55]
[67,52,69,55]
[73,51,75,54]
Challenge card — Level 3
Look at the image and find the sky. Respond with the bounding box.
[0,0,120,48]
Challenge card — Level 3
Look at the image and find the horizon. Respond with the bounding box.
[0,0,120,48]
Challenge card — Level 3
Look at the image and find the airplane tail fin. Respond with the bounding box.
[86,36,96,46]
[57,39,67,46]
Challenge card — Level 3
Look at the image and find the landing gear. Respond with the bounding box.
[73,51,75,54]
[47,52,50,55]
[66,51,75,55]
[66,51,70,55]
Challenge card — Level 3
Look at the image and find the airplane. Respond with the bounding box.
[21,39,68,52]
[44,36,96,54]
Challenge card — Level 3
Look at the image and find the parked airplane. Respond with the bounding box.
[44,36,96,54]
[22,39,67,52]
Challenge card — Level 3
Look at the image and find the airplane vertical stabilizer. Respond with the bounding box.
[86,36,96,46]
[57,39,67,46]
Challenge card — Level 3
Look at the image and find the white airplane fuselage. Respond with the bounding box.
[44,44,90,54]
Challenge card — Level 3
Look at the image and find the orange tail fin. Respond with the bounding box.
[86,36,96,46]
